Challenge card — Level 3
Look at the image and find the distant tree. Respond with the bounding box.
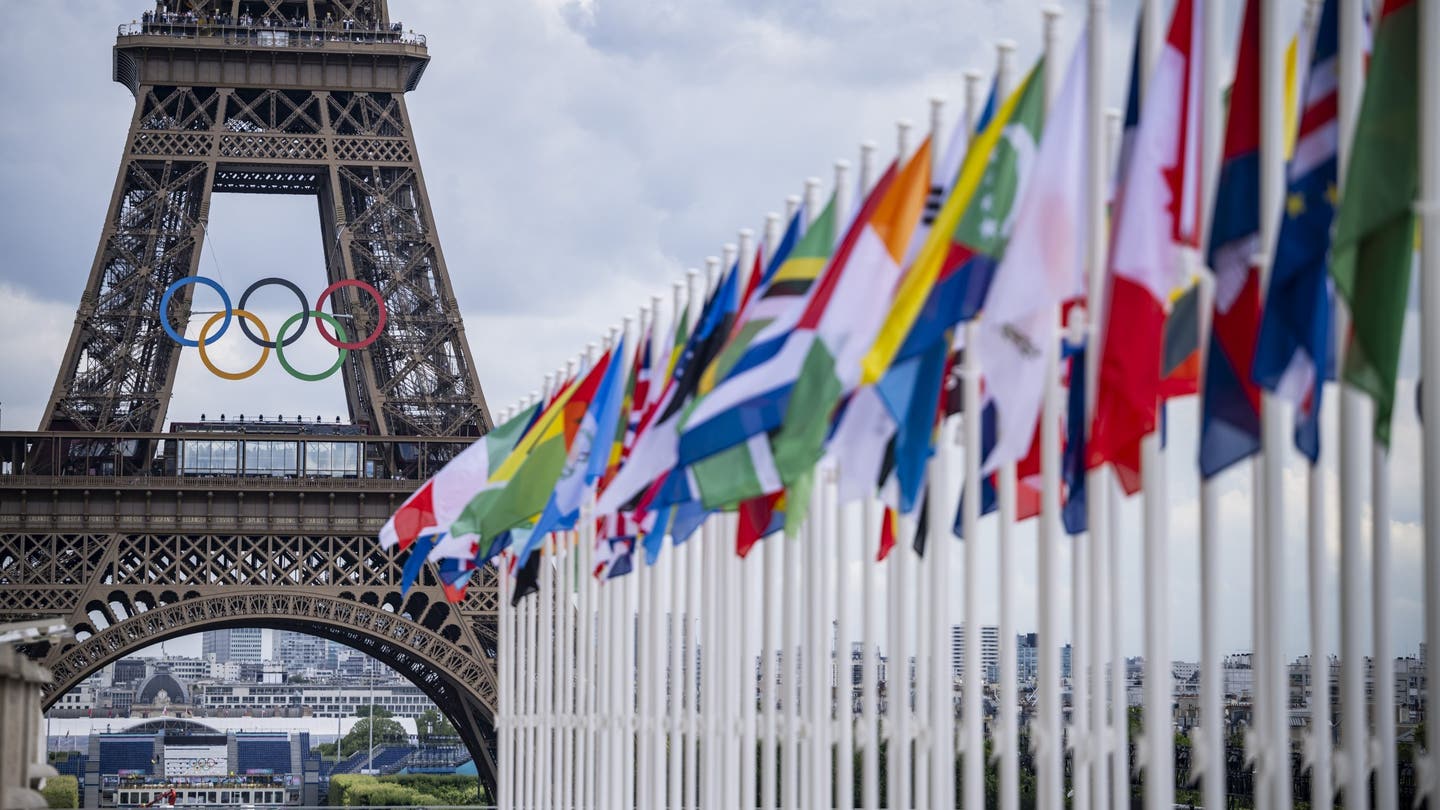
[416,708,457,744]
[341,716,407,757]
[354,704,393,719]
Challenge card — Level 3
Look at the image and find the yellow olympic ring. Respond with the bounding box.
[196,309,270,381]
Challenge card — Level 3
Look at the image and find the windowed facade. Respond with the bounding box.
[243,441,298,476]
[180,440,240,475]
[303,441,360,477]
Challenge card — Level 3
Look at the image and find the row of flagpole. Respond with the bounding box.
[471,0,1440,808]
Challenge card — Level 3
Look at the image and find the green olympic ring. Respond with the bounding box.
[274,311,349,382]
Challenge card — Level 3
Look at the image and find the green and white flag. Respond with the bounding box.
[1330,0,1418,446]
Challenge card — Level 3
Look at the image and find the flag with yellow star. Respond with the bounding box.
[1254,0,1345,462]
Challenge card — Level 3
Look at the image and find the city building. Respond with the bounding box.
[950,624,1000,682]
[192,681,437,719]
[275,632,339,675]
[201,629,263,664]
[112,659,147,686]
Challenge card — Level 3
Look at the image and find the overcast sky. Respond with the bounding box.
[1,1,1423,668]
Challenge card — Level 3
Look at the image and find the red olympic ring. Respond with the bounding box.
[314,279,388,350]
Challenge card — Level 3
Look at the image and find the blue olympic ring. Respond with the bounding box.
[160,276,232,348]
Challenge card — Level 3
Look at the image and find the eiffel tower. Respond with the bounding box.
[0,0,501,794]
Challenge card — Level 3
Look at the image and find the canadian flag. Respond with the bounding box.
[1087,0,1205,492]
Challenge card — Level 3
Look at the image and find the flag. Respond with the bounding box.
[1199,0,1263,479]
[451,366,597,544]
[399,530,440,596]
[736,490,785,557]
[595,262,741,517]
[1329,0,1416,447]
[680,197,839,473]
[1253,0,1340,462]
[876,505,899,562]
[509,550,542,605]
[518,341,626,566]
[1088,0,1206,492]
[768,137,933,505]
[1115,13,1143,198]
[861,62,1044,384]
[834,62,1047,512]
[976,35,1087,477]
[1062,344,1089,534]
[379,403,537,552]
[593,326,652,574]
[700,210,804,394]
[1161,283,1203,399]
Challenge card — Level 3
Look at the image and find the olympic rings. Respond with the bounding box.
[314,279,387,350]
[238,277,308,348]
[160,276,232,347]
[197,309,269,381]
[275,311,349,382]
[158,275,387,380]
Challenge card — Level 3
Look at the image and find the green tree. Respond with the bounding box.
[341,715,408,758]
[416,708,458,744]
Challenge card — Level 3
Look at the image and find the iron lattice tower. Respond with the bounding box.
[46,0,490,438]
[1,0,503,794]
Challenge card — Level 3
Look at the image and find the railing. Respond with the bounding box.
[117,21,426,49]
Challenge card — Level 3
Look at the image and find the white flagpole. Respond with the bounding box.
[581,497,594,810]
[1140,425,1171,810]
[852,149,881,810]
[1195,0,1223,806]
[1260,0,1292,807]
[1418,0,1440,802]
[913,475,930,810]
[834,468,856,810]
[733,232,756,810]
[889,120,914,810]
[557,531,570,810]
[638,512,654,810]
[1306,460,1332,810]
[953,63,989,810]
[604,536,622,807]
[666,487,684,810]
[826,159,853,810]
[543,535,558,810]
[887,513,909,810]
[684,450,702,810]
[1335,0,1371,806]
[1033,13,1065,810]
[661,519,676,810]
[779,181,818,810]
[1372,448,1397,810]
[500,556,513,810]
[1099,108,1128,810]
[1295,19,1330,808]
[1082,4,1112,808]
[924,99,954,810]
[859,496,880,810]
[700,261,722,810]
[524,555,538,810]
[809,472,832,809]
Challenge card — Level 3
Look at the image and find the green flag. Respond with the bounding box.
[1329,0,1418,446]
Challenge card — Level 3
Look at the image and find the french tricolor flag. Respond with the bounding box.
[1088,0,1206,492]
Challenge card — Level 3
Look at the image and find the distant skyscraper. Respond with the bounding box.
[276,631,338,673]
[951,624,1001,682]
[201,628,263,663]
